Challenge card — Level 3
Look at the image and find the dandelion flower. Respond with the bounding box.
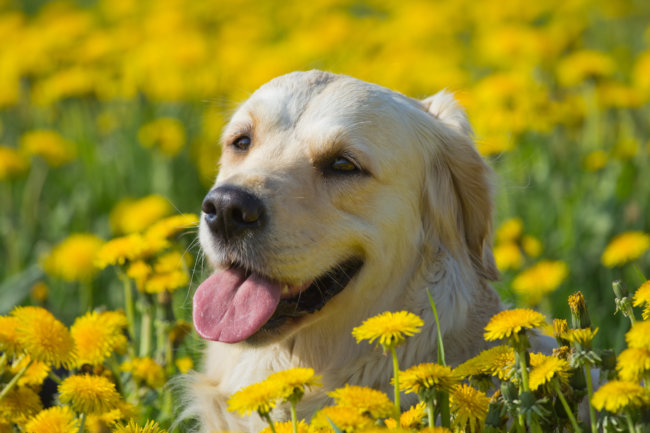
[0,145,29,180]
[227,380,284,416]
[591,380,649,413]
[260,421,308,433]
[397,402,427,429]
[86,402,137,433]
[352,311,423,348]
[126,260,152,289]
[418,428,453,433]
[58,374,120,414]
[521,235,542,257]
[556,49,616,87]
[310,406,373,432]
[138,117,186,157]
[632,281,650,320]
[20,130,75,167]
[24,406,78,433]
[493,242,523,271]
[528,354,570,391]
[0,386,43,423]
[95,233,161,268]
[112,420,168,433]
[0,315,21,356]
[328,385,393,418]
[496,218,523,243]
[120,357,166,388]
[11,355,50,387]
[553,319,569,341]
[109,195,172,235]
[143,269,189,294]
[175,356,194,373]
[42,233,103,282]
[267,367,321,401]
[617,347,650,382]
[12,306,75,368]
[450,384,490,433]
[601,231,650,267]
[512,261,568,305]
[71,311,128,367]
[145,213,199,240]
[625,321,650,349]
[484,308,546,343]
[399,363,459,395]
[565,327,598,347]
[455,345,514,381]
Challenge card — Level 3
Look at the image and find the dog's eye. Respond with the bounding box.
[231,135,251,151]
[331,157,358,173]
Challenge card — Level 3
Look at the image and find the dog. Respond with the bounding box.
[188,70,504,432]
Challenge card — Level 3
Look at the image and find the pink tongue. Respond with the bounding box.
[193,268,282,343]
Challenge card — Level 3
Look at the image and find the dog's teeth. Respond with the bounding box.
[282,285,289,295]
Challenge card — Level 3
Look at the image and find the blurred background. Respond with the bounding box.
[1,0,649,351]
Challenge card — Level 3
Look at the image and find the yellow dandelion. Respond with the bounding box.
[553,319,569,341]
[352,311,423,348]
[601,231,650,267]
[556,49,616,87]
[521,235,542,258]
[591,380,650,413]
[260,420,309,433]
[565,327,598,347]
[71,311,128,367]
[109,195,172,235]
[455,345,514,381]
[419,428,453,433]
[496,218,523,243]
[398,402,427,429]
[0,386,43,424]
[328,385,393,419]
[11,355,50,387]
[0,145,29,180]
[267,367,321,401]
[175,356,194,374]
[399,363,459,395]
[142,269,189,294]
[153,251,190,273]
[85,401,137,433]
[493,242,523,271]
[632,281,650,320]
[512,261,568,306]
[138,117,186,157]
[42,233,104,282]
[0,315,21,356]
[310,406,374,432]
[528,354,570,391]
[584,150,609,171]
[126,260,152,289]
[450,384,490,433]
[484,308,546,342]
[31,281,49,303]
[20,130,75,167]
[625,321,650,349]
[112,420,168,433]
[95,233,164,268]
[24,406,78,433]
[58,374,120,414]
[12,306,75,368]
[120,357,166,388]
[145,213,199,240]
[227,379,284,416]
[617,347,650,382]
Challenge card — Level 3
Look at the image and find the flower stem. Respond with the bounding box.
[516,348,530,392]
[439,391,450,429]
[583,366,597,433]
[426,288,446,366]
[77,412,87,433]
[625,411,638,433]
[0,358,33,403]
[554,383,582,433]
[261,412,277,433]
[118,272,136,350]
[427,401,435,428]
[390,346,401,421]
[290,401,298,433]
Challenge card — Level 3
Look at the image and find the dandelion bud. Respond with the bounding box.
[612,280,628,298]
[553,319,569,346]
[568,291,591,329]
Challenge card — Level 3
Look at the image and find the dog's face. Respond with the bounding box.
[194,71,496,345]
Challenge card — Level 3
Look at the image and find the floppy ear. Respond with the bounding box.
[420,90,499,281]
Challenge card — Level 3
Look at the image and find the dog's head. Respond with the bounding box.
[193,71,497,345]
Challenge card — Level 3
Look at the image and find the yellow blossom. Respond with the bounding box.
[120,357,166,388]
[85,402,137,433]
[601,231,650,267]
[267,367,321,401]
[584,150,609,171]
[112,420,168,433]
[496,218,523,243]
[553,319,569,341]
[328,385,393,418]
[11,355,50,387]
[493,242,523,271]
[521,235,542,258]
[0,386,43,424]
[58,374,121,414]
[455,345,514,381]
[175,356,194,373]
[260,420,309,433]
[633,281,650,320]
[625,321,650,349]
[556,49,616,87]
[42,233,103,282]
[591,380,650,413]
[352,311,423,348]
[397,402,427,429]
[95,233,165,268]
[24,406,78,433]
[227,379,284,416]
[484,308,546,342]
[310,406,374,432]
[20,130,75,167]
[617,347,650,382]
[145,213,199,240]
[138,117,186,157]
[418,428,453,433]
[0,315,21,356]
[30,282,49,303]
[528,354,570,391]
[512,260,568,305]
[142,269,189,293]
[126,260,152,288]
[70,310,128,367]
[565,327,598,347]
[399,363,459,395]
[109,195,172,235]
[449,384,490,433]
[11,306,75,368]
[0,145,29,180]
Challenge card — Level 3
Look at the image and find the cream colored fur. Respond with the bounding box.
[187,71,506,432]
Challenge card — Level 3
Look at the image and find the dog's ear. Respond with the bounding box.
[420,90,499,281]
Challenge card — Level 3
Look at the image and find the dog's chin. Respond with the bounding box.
[235,257,364,345]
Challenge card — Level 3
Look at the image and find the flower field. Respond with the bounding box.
[1,0,650,432]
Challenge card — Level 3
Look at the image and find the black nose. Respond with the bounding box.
[202,185,265,240]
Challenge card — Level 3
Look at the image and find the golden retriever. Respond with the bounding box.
[188,70,504,432]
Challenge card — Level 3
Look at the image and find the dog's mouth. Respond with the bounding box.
[193,258,363,343]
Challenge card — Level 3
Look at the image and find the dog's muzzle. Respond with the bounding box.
[202,185,265,241]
